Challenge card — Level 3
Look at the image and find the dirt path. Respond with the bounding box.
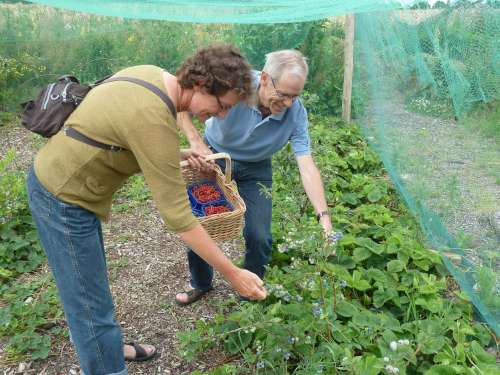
[0,125,244,375]
[362,99,500,267]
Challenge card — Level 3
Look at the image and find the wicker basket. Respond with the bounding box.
[180,152,246,242]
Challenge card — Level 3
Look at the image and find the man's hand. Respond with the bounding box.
[227,268,267,300]
[320,214,332,236]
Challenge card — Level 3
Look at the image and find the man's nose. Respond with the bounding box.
[284,97,293,107]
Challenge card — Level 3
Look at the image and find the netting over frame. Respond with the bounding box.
[354,6,499,335]
[1,0,498,336]
[28,0,401,23]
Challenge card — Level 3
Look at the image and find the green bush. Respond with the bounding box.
[0,150,44,281]
[301,20,345,116]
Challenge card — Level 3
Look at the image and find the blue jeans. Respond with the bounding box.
[188,156,273,290]
[27,168,127,375]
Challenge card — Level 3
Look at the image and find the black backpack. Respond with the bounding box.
[20,74,176,150]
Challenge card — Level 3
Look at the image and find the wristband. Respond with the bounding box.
[316,210,329,222]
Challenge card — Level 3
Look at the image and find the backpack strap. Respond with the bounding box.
[65,75,177,152]
[104,76,177,118]
[64,127,126,152]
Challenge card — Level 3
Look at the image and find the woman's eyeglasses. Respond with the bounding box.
[216,96,232,113]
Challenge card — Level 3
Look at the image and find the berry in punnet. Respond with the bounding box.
[192,183,221,203]
[204,205,231,215]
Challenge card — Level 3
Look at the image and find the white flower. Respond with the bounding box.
[385,365,400,374]
[390,341,398,351]
[383,356,390,362]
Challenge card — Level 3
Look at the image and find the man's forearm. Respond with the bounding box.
[303,171,328,214]
[297,155,332,234]
[297,156,329,213]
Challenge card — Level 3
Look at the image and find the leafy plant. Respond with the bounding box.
[178,116,498,374]
[0,150,44,281]
[0,274,64,362]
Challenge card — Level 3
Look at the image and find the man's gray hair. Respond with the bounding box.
[262,50,308,81]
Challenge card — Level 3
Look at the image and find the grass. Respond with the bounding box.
[0,112,18,129]
[461,100,500,142]
[461,102,500,189]
[113,174,151,212]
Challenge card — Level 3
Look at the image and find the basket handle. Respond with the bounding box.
[180,151,232,183]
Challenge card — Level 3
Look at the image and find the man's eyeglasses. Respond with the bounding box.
[270,77,299,101]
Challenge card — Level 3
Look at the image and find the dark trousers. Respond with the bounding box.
[187,156,273,289]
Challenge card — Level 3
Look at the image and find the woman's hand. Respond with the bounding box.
[226,268,267,300]
[181,145,214,172]
[180,148,213,172]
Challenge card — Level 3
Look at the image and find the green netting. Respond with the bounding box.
[354,6,499,335]
[0,0,498,337]
[28,0,402,23]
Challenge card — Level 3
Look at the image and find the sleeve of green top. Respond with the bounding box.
[125,115,199,233]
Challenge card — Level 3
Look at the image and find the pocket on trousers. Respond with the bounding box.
[29,190,52,219]
[59,200,99,235]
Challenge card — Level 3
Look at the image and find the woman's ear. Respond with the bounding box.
[193,80,207,92]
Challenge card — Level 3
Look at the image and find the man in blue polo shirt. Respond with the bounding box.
[176,50,332,305]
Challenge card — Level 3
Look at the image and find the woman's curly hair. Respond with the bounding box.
[176,44,253,100]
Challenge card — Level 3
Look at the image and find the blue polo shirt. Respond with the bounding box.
[205,71,311,162]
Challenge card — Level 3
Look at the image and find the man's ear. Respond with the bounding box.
[260,71,270,86]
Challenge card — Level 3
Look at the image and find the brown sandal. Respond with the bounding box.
[175,287,213,306]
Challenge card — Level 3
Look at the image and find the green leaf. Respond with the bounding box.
[373,288,398,308]
[419,334,446,354]
[470,340,496,364]
[352,270,371,291]
[353,354,381,375]
[353,247,372,262]
[336,300,358,317]
[355,237,384,254]
[366,188,383,203]
[366,268,388,283]
[341,192,359,205]
[415,296,443,313]
[424,365,458,375]
[31,341,51,360]
[224,330,253,354]
[387,260,405,273]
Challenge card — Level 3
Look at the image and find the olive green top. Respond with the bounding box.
[35,65,199,233]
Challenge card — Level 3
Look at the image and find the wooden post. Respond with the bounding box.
[342,14,355,122]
